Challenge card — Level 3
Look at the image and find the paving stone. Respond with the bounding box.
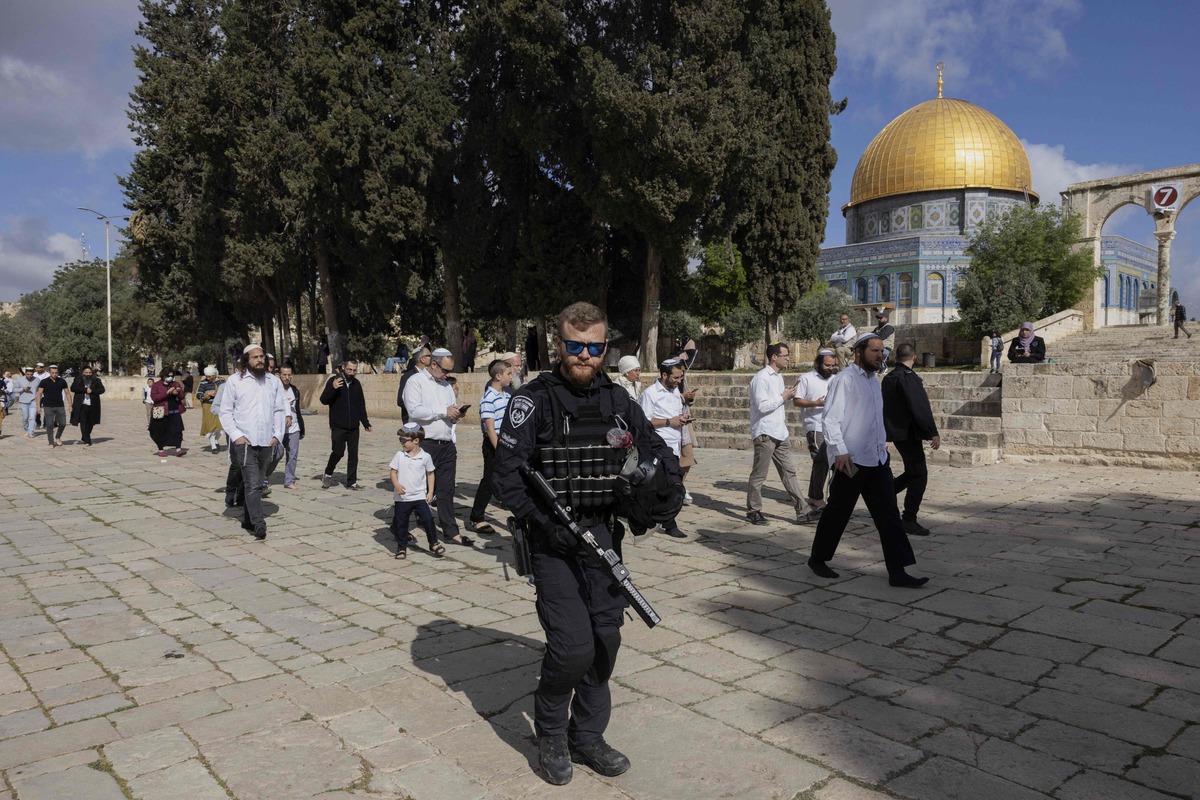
[915,589,1038,625]
[990,630,1094,663]
[659,640,765,682]
[692,689,803,734]
[887,756,1047,800]
[895,684,1034,737]
[1126,753,1200,797]
[813,777,898,800]
[1083,648,1200,693]
[203,721,362,799]
[9,763,126,800]
[1011,607,1174,654]
[955,647,1054,682]
[618,665,728,706]
[181,697,304,743]
[826,695,942,742]
[1038,663,1158,706]
[926,668,1030,705]
[0,718,119,769]
[103,726,198,779]
[1016,687,1183,747]
[762,713,922,783]
[127,759,229,800]
[1014,720,1141,773]
[1056,769,1183,800]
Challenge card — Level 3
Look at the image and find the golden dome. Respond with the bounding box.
[848,97,1037,207]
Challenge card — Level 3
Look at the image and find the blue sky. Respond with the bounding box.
[2,0,1199,305]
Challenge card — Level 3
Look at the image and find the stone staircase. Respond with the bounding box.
[1048,323,1200,362]
[682,369,1002,466]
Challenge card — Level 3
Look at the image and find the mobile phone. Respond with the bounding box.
[846,462,859,478]
[458,404,471,414]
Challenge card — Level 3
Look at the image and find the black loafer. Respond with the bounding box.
[569,737,630,777]
[662,526,686,538]
[904,518,931,536]
[539,734,572,785]
[747,511,768,526]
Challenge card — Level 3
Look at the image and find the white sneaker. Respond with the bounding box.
[683,491,694,505]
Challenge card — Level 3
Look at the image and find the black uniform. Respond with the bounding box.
[881,363,939,522]
[492,367,680,747]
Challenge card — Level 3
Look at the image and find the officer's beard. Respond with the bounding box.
[562,360,599,388]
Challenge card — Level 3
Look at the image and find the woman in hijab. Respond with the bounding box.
[1007,322,1046,363]
[69,366,105,446]
[149,366,188,456]
[615,356,642,400]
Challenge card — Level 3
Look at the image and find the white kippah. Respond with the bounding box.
[243,343,263,355]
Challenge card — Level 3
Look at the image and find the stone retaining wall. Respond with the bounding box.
[1001,358,1200,468]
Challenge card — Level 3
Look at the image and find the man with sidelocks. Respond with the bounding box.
[218,345,286,540]
[493,302,682,785]
[807,333,930,588]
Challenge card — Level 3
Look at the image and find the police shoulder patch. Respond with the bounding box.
[508,395,535,428]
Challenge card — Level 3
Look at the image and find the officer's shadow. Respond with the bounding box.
[411,621,543,768]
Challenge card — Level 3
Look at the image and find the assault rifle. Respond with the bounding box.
[518,464,661,628]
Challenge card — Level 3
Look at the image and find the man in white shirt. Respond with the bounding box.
[746,342,806,525]
[792,349,837,524]
[640,358,688,537]
[403,347,471,546]
[218,345,286,540]
[32,362,50,429]
[829,313,857,368]
[807,334,929,588]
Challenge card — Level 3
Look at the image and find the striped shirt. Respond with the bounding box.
[479,385,509,434]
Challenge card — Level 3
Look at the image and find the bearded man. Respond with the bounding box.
[218,345,286,540]
[492,302,683,785]
[807,334,930,589]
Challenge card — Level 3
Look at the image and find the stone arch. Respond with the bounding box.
[1061,163,1200,327]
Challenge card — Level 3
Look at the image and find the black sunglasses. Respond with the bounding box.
[563,340,607,357]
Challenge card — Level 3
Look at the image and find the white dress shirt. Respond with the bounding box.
[218,370,285,446]
[795,370,831,433]
[821,363,889,467]
[283,385,301,435]
[402,369,458,443]
[639,379,683,456]
[749,365,790,440]
[830,324,857,347]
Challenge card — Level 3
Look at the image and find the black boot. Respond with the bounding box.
[570,737,631,777]
[538,734,572,785]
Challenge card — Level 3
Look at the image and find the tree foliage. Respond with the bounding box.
[782,283,853,342]
[956,204,1098,337]
[693,239,748,322]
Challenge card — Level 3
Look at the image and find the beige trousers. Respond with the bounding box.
[747,434,805,514]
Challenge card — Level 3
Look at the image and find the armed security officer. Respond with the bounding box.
[493,302,682,786]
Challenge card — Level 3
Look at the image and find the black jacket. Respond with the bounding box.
[320,374,370,430]
[69,375,104,425]
[286,383,306,438]
[492,367,680,529]
[881,363,938,442]
[1007,336,1046,363]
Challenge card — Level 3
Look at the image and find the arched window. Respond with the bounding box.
[829,280,846,294]
[899,273,913,308]
[855,278,868,303]
[876,276,890,304]
[1101,274,1109,308]
[927,272,944,306]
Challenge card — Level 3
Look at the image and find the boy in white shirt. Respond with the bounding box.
[389,422,441,559]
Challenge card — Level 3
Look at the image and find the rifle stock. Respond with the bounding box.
[518,464,661,628]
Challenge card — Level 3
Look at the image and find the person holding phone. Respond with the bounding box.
[808,333,929,589]
[403,347,473,547]
[320,359,372,489]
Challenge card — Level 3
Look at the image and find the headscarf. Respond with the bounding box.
[1017,323,1035,349]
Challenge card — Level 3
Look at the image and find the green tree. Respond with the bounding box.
[782,283,853,342]
[693,238,748,322]
[956,204,1098,337]
[736,0,838,344]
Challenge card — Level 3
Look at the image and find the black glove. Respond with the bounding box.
[649,483,685,525]
[540,522,579,557]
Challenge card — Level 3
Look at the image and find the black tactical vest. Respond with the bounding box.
[533,381,630,514]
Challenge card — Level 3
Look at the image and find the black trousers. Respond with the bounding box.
[805,431,830,502]
[532,521,626,746]
[393,499,439,549]
[324,426,360,485]
[809,460,916,572]
[469,438,496,524]
[892,438,928,521]
[423,439,460,539]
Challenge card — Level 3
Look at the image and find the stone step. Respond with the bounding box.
[929,446,1002,467]
[940,429,1001,448]
[939,414,1002,433]
[930,399,1000,416]
[925,385,1002,402]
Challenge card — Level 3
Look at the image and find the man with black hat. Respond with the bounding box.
[873,310,895,375]
[807,333,929,588]
[493,301,682,785]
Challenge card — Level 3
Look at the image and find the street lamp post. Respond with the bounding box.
[76,207,128,374]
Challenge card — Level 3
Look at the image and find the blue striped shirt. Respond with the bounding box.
[479,385,509,433]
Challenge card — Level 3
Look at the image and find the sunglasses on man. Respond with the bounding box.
[562,340,608,357]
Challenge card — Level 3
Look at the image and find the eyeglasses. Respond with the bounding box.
[563,340,607,357]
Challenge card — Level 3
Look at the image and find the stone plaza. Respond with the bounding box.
[0,402,1197,799]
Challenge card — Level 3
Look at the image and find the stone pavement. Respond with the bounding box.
[0,403,1198,799]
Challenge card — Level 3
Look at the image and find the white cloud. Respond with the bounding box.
[830,0,1081,99]
[0,219,80,302]
[1021,141,1140,206]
